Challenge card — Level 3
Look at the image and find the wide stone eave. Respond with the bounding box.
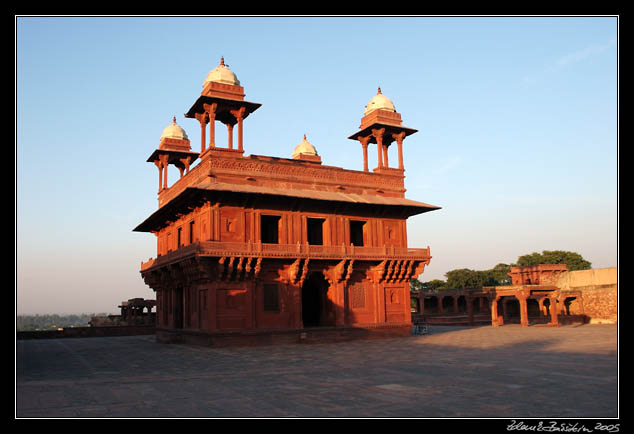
[133,183,441,233]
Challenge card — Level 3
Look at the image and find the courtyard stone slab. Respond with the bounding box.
[16,324,618,419]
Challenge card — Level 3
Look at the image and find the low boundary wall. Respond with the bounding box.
[17,325,156,340]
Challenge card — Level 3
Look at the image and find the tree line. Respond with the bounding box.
[16,313,108,331]
[411,250,592,293]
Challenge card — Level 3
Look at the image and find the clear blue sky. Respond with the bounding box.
[16,16,618,315]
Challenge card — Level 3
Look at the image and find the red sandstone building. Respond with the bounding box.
[134,59,440,346]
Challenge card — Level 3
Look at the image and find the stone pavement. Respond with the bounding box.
[16,324,619,419]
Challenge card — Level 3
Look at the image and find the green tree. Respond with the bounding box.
[423,279,447,292]
[515,250,591,271]
[445,268,497,289]
[409,278,424,292]
[490,263,511,285]
[411,278,447,293]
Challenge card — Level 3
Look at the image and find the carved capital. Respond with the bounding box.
[358,135,372,147]
[371,128,386,144]
[391,131,406,144]
[203,102,218,115]
[230,106,246,121]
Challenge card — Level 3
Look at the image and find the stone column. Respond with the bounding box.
[197,113,207,154]
[491,296,500,327]
[393,131,406,170]
[154,159,163,193]
[227,123,234,149]
[231,107,246,152]
[382,144,389,168]
[549,295,559,326]
[372,128,385,168]
[163,159,169,190]
[518,295,529,327]
[154,154,169,191]
[204,103,217,149]
[359,136,371,172]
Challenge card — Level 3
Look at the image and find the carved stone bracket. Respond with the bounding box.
[218,256,263,282]
[333,259,355,284]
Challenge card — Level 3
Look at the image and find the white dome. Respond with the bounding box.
[364,87,396,116]
[160,117,188,141]
[203,57,241,87]
[292,135,318,159]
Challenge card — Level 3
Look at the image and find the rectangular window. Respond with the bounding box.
[261,215,281,244]
[307,218,325,245]
[177,227,182,247]
[349,220,366,247]
[263,284,280,312]
[189,220,195,244]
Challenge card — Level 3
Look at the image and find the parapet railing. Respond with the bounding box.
[141,241,431,271]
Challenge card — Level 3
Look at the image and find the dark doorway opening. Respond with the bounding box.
[261,215,280,244]
[349,220,365,246]
[301,272,330,327]
[307,218,325,245]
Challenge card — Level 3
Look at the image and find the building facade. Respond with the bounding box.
[134,59,440,346]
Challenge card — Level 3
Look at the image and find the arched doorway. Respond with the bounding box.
[301,272,331,328]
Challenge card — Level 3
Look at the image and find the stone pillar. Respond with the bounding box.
[549,295,559,326]
[359,136,371,172]
[467,296,474,325]
[227,123,234,149]
[163,159,168,190]
[198,113,207,154]
[382,144,389,168]
[393,131,406,171]
[491,296,500,327]
[154,154,169,192]
[518,295,529,327]
[178,157,190,178]
[372,128,385,168]
[231,107,246,152]
[154,159,163,193]
[204,103,217,149]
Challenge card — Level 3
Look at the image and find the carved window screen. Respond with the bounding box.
[349,284,366,309]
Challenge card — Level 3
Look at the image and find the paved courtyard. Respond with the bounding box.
[16,324,618,418]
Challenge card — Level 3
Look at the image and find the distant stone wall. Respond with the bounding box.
[579,287,618,324]
[557,267,617,290]
[557,267,617,324]
[17,325,155,340]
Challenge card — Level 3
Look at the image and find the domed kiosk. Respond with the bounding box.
[185,57,261,155]
[349,87,417,173]
[292,135,322,163]
[146,116,198,192]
